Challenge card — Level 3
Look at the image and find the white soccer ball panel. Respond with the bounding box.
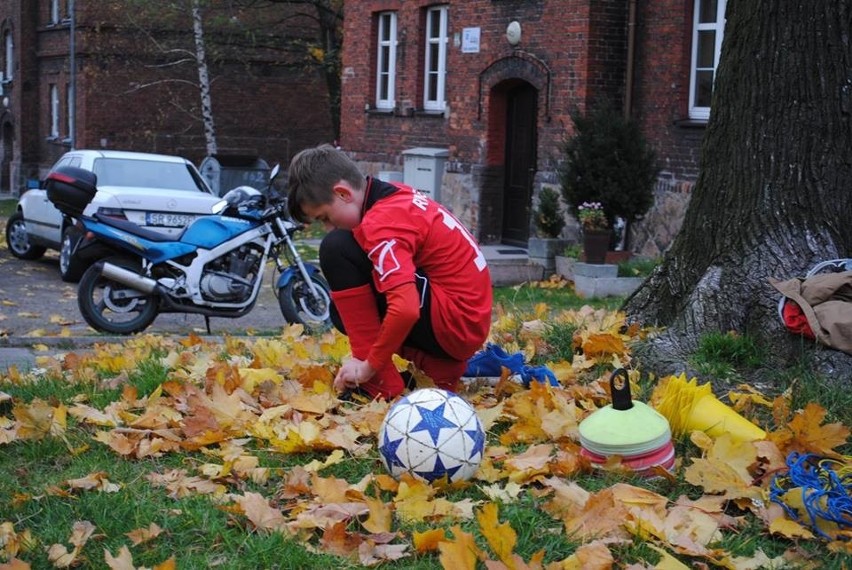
[378,388,485,483]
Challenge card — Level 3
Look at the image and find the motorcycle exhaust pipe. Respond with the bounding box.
[99,262,159,294]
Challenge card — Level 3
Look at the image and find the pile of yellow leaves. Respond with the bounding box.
[1,308,850,569]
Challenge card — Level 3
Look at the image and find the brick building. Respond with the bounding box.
[339,0,726,256]
[0,0,334,196]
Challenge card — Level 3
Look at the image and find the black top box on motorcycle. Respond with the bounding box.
[45,166,98,218]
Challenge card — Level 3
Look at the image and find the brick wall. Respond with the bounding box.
[0,0,334,193]
[340,0,705,254]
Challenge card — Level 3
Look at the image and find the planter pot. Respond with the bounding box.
[528,237,568,274]
[582,230,611,264]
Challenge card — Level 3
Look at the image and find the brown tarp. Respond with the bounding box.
[771,271,852,354]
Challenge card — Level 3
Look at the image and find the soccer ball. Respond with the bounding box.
[378,388,485,483]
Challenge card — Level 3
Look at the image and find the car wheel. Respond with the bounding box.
[59,226,86,282]
[5,211,47,260]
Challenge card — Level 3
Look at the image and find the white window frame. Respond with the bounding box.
[688,0,726,120]
[66,83,73,140]
[4,31,12,81]
[375,11,397,110]
[51,0,62,24]
[423,5,448,112]
[50,84,60,138]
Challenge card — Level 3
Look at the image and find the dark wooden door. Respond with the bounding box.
[501,83,538,245]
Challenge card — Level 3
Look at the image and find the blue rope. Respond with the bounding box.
[769,452,851,540]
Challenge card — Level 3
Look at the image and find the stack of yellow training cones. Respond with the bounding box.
[652,373,766,442]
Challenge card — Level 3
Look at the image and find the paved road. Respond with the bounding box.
[0,239,306,371]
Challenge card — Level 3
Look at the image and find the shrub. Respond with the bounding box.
[559,106,660,230]
[534,186,565,238]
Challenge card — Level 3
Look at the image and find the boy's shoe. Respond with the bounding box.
[520,365,560,388]
[463,343,525,378]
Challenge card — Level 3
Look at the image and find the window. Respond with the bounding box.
[375,12,397,110]
[3,31,12,81]
[51,0,63,24]
[423,5,448,112]
[66,83,73,140]
[689,0,726,120]
[49,84,60,138]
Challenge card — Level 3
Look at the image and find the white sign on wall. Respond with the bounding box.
[462,27,481,53]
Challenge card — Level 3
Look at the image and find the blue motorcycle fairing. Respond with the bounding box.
[277,263,321,288]
[82,219,197,263]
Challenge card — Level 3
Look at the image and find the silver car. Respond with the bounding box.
[5,150,221,281]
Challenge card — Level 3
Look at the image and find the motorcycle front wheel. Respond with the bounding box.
[278,273,332,333]
[78,256,159,334]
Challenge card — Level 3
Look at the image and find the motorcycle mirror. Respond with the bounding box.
[269,164,281,182]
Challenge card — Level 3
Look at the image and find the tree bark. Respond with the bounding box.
[624,1,852,380]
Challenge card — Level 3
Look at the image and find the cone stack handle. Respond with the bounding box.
[610,368,634,411]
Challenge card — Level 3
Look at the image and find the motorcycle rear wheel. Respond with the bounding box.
[278,273,332,333]
[78,256,159,334]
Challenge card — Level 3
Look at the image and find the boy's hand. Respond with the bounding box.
[334,358,375,392]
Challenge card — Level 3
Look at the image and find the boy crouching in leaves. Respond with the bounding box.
[287,144,492,399]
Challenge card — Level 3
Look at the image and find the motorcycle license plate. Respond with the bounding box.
[145,212,194,227]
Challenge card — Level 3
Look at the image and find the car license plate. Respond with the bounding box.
[145,212,194,227]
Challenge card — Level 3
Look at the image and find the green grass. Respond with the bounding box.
[689,330,764,381]
[617,256,659,277]
[0,198,17,218]
[1,286,850,569]
[493,281,623,313]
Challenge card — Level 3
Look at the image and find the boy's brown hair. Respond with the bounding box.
[287,144,366,222]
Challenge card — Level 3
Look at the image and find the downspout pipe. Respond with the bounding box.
[625,0,637,119]
[69,0,76,149]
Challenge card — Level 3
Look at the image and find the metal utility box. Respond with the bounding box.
[402,147,448,201]
[199,154,270,196]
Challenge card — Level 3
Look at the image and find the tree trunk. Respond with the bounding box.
[192,0,218,156]
[624,1,852,381]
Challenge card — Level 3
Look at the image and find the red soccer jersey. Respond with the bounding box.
[352,180,492,360]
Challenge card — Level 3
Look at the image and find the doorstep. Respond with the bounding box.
[481,245,545,286]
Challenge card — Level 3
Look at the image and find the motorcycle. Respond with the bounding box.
[45,163,332,335]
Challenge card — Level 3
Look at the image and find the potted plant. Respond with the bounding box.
[559,105,660,254]
[578,201,610,264]
[528,185,568,273]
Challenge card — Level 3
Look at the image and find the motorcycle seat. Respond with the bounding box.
[94,213,178,242]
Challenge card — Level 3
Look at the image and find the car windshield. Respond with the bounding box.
[92,158,207,192]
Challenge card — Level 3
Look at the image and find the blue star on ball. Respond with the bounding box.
[465,427,485,459]
[379,430,405,468]
[415,453,461,482]
[410,403,458,445]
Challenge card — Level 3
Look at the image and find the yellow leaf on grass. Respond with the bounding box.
[770,402,850,456]
[477,503,516,563]
[580,332,626,357]
[125,522,163,545]
[361,495,393,534]
[769,516,814,540]
[14,400,66,439]
[104,545,135,569]
[556,540,614,570]
[236,492,287,532]
[413,528,446,552]
[438,525,480,570]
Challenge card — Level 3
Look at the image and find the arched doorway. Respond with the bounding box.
[501,82,538,245]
